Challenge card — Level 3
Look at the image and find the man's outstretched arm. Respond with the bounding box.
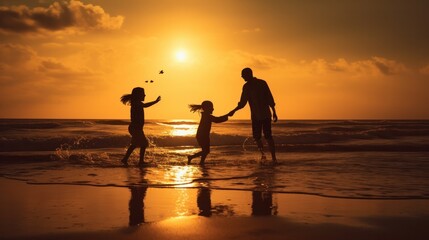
[229,87,247,116]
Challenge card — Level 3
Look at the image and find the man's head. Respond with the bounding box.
[241,67,253,82]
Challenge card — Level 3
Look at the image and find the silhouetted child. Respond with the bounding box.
[121,87,161,167]
[187,101,230,165]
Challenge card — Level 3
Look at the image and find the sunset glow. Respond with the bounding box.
[175,50,188,62]
[0,0,428,120]
[2,2,429,238]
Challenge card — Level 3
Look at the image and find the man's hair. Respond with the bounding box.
[242,67,253,76]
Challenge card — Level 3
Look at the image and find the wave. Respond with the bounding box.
[0,119,96,131]
[0,122,64,131]
[156,120,197,125]
[1,119,429,153]
[0,119,197,130]
[2,128,429,152]
[93,120,129,125]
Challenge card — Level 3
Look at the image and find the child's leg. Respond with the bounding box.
[189,149,209,165]
[199,153,208,165]
[138,147,147,166]
[189,137,208,164]
[122,145,136,165]
[188,151,202,164]
[137,134,149,167]
[199,145,210,165]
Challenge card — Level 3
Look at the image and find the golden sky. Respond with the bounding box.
[1,0,429,119]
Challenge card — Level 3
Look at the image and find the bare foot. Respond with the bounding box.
[187,156,192,165]
[138,161,148,168]
[121,158,128,166]
[272,154,277,165]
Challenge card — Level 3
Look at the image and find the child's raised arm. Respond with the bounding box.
[143,96,161,108]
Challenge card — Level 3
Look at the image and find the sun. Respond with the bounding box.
[175,50,187,62]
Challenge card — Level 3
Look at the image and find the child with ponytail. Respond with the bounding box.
[120,87,161,167]
[188,101,231,165]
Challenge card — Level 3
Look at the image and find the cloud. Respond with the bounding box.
[0,0,124,34]
[308,57,409,76]
[0,43,100,98]
[38,58,97,81]
[229,50,286,70]
[370,57,408,75]
[240,27,261,34]
[228,50,410,77]
[419,64,429,75]
[0,43,37,66]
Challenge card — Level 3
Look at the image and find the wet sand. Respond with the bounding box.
[1,178,429,240]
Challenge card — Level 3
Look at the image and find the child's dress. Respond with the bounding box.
[196,112,228,152]
[129,101,149,148]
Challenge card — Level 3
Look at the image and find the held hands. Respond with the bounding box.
[228,110,235,117]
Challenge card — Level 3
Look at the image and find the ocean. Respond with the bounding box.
[1,119,428,200]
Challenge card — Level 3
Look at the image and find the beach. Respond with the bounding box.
[2,0,429,238]
[2,177,429,240]
[1,119,429,239]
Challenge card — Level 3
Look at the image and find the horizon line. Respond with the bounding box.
[1,118,429,121]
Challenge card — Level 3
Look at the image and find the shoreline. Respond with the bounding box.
[2,177,429,240]
[3,169,428,201]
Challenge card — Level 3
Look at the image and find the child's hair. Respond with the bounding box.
[189,100,213,113]
[120,87,145,105]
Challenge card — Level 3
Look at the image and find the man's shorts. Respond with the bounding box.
[251,118,272,140]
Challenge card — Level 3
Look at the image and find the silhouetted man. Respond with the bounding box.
[251,191,274,216]
[229,67,277,163]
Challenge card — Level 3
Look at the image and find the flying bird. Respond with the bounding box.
[159,70,164,74]
[145,80,154,83]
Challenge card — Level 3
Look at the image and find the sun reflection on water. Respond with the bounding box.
[162,165,202,216]
[163,120,197,137]
[170,126,195,137]
[175,188,191,216]
[163,165,201,186]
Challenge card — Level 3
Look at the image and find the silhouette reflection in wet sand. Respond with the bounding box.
[197,187,212,217]
[125,166,279,227]
[197,168,212,217]
[252,166,278,216]
[251,191,274,216]
[128,168,148,226]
